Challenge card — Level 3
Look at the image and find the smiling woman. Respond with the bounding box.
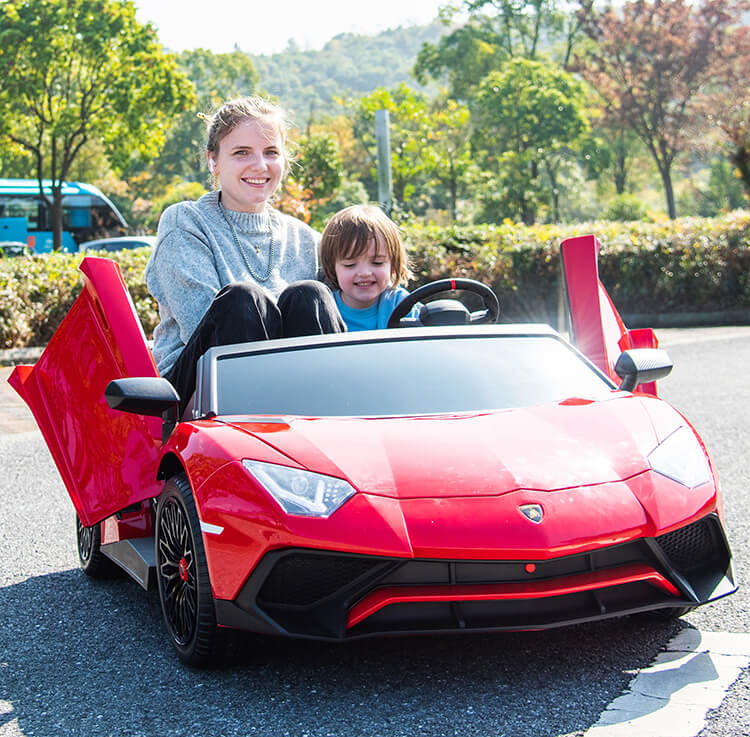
[144,96,345,414]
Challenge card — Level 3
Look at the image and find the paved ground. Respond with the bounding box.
[0,364,37,434]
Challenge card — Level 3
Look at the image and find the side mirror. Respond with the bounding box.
[105,377,180,417]
[614,349,673,392]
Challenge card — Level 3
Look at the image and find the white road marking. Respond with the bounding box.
[585,629,750,736]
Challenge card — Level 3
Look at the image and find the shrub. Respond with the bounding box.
[0,247,156,349]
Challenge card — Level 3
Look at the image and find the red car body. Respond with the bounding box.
[9,235,736,664]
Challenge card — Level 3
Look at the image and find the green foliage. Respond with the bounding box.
[251,24,444,119]
[3,213,750,349]
[0,0,195,247]
[350,85,436,207]
[405,210,750,320]
[0,248,156,349]
[296,133,343,201]
[149,49,260,185]
[473,58,589,223]
[414,15,506,100]
[604,194,651,222]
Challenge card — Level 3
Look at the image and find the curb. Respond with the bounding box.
[0,346,44,366]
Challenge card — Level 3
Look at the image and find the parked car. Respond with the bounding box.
[0,240,32,257]
[78,235,156,252]
[8,235,736,667]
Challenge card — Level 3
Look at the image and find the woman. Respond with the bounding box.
[145,96,345,413]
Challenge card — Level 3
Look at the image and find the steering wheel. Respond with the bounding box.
[387,277,500,328]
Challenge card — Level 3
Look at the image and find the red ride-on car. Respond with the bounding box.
[9,235,736,666]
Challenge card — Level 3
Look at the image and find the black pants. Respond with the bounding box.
[165,280,345,415]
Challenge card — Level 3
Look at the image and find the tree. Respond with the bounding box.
[701,24,750,198]
[350,85,435,211]
[296,133,343,202]
[414,0,593,98]
[576,0,747,219]
[151,49,259,186]
[473,57,588,223]
[425,96,474,221]
[414,14,507,100]
[0,0,194,249]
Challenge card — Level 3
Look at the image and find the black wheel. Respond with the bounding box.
[387,277,500,328]
[155,473,236,667]
[76,514,121,578]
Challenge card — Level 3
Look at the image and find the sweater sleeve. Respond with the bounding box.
[146,203,222,347]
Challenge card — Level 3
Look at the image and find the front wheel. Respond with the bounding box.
[155,473,237,667]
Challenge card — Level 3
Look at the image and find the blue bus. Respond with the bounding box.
[0,178,128,253]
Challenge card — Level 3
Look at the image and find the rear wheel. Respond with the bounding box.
[155,473,237,667]
[76,514,121,578]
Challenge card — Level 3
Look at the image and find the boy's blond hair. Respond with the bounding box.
[320,205,411,290]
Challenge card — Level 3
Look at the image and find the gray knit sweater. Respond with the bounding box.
[145,190,320,376]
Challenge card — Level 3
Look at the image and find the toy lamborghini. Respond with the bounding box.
[9,235,736,666]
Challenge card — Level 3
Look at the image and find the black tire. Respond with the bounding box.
[155,473,237,667]
[76,514,122,578]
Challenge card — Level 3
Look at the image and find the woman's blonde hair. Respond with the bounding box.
[320,205,411,289]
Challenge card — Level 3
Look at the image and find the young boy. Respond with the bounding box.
[320,205,418,330]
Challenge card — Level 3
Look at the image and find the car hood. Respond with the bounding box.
[222,394,682,499]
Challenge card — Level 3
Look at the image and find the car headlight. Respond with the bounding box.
[243,460,356,517]
[648,426,712,488]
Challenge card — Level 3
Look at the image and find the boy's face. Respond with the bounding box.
[335,236,392,310]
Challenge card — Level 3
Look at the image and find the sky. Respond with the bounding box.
[133,0,452,56]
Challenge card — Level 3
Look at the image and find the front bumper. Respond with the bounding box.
[214,512,737,640]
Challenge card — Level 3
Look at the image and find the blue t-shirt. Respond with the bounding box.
[334,287,418,331]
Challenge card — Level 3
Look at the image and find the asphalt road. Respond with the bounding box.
[1,327,749,737]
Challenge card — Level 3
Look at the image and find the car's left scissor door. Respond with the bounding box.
[9,257,163,527]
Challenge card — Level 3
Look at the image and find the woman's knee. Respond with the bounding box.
[279,280,345,335]
[213,281,270,313]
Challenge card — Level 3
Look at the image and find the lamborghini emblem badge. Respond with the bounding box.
[520,504,544,523]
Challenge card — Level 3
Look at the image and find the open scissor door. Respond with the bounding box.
[8,257,163,526]
[561,234,660,396]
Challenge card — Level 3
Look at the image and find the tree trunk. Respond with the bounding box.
[731,146,750,197]
[614,150,627,194]
[658,164,677,219]
[51,190,64,251]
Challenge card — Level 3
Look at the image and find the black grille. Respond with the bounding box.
[257,552,386,606]
[656,518,718,572]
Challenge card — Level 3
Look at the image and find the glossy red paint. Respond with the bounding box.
[225,397,675,498]
[561,235,659,395]
[9,257,161,526]
[101,501,153,545]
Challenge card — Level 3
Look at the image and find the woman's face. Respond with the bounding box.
[210,117,285,213]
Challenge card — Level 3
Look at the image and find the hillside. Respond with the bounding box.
[251,22,444,122]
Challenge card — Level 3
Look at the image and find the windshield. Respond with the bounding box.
[208,334,614,418]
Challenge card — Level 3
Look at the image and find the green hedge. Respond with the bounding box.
[1,210,749,349]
